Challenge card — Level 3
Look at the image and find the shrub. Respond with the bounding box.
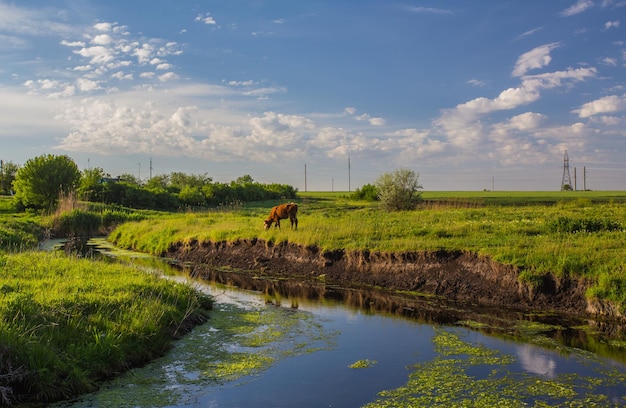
[375,168,422,211]
[351,184,379,201]
[549,216,622,233]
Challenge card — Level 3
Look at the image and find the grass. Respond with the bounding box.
[0,251,212,405]
[0,196,213,405]
[109,191,626,308]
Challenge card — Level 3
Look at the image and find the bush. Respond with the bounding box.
[375,168,422,211]
[549,216,622,233]
[351,184,379,201]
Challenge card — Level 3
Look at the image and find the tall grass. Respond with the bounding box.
[109,195,626,307]
[0,251,212,405]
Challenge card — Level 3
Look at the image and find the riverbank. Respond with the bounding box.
[0,251,212,406]
[167,238,609,320]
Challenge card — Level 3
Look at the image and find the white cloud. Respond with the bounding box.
[61,40,85,47]
[560,0,594,16]
[92,34,113,45]
[512,43,560,77]
[76,78,101,92]
[437,67,597,147]
[604,20,620,29]
[94,22,112,32]
[406,6,453,15]
[467,79,486,87]
[158,72,179,81]
[516,27,543,40]
[602,57,618,66]
[228,80,255,86]
[195,13,217,25]
[0,3,75,36]
[111,71,133,81]
[573,95,626,117]
[74,46,115,65]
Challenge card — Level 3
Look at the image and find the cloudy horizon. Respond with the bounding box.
[1,0,625,191]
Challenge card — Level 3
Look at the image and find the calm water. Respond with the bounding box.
[51,240,626,407]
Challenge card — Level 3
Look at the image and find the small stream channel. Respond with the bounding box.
[50,238,626,407]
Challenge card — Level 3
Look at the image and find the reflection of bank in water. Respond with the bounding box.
[49,236,626,364]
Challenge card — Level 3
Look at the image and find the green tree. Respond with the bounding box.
[375,168,422,211]
[13,154,81,211]
[78,167,108,202]
[0,160,19,195]
[178,186,206,206]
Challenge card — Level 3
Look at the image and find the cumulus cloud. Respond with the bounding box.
[560,0,594,16]
[437,67,596,147]
[573,94,626,117]
[604,20,620,29]
[512,43,560,77]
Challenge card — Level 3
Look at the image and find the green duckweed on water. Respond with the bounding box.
[364,327,626,408]
[55,299,338,407]
[349,359,378,369]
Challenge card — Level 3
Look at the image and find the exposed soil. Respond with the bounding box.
[166,238,620,321]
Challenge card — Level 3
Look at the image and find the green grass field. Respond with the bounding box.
[109,191,626,308]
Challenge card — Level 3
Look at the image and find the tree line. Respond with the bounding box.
[4,154,297,212]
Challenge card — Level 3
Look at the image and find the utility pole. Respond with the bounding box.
[149,157,153,180]
[304,163,307,192]
[584,166,587,191]
[348,156,351,192]
[137,162,141,181]
[574,167,577,191]
[0,160,4,194]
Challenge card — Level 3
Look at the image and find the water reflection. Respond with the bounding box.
[517,344,557,378]
[50,238,626,407]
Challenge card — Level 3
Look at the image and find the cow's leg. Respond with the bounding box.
[275,219,281,229]
[291,215,298,230]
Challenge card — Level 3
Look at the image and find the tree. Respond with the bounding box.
[13,154,81,211]
[0,160,19,195]
[78,167,108,202]
[375,168,422,211]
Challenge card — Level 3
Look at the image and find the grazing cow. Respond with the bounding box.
[264,203,298,230]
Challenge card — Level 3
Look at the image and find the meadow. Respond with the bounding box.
[109,191,626,308]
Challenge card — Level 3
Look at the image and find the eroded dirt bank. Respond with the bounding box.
[166,238,615,320]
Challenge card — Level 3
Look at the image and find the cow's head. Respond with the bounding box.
[263,219,272,230]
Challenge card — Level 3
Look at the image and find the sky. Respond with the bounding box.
[1,0,625,191]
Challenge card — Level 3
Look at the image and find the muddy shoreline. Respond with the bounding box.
[166,238,619,321]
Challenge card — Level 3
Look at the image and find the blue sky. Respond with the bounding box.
[1,0,625,191]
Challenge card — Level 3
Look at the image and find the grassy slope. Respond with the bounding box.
[0,196,212,405]
[109,191,626,307]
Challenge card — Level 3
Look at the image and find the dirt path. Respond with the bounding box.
[167,238,615,321]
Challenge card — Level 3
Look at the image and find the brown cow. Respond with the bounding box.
[263,203,298,230]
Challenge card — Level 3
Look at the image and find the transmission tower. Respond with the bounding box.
[561,150,572,191]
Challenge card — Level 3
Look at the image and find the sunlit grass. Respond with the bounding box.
[110,194,626,308]
[0,251,212,404]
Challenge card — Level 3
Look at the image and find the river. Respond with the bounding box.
[52,238,626,407]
